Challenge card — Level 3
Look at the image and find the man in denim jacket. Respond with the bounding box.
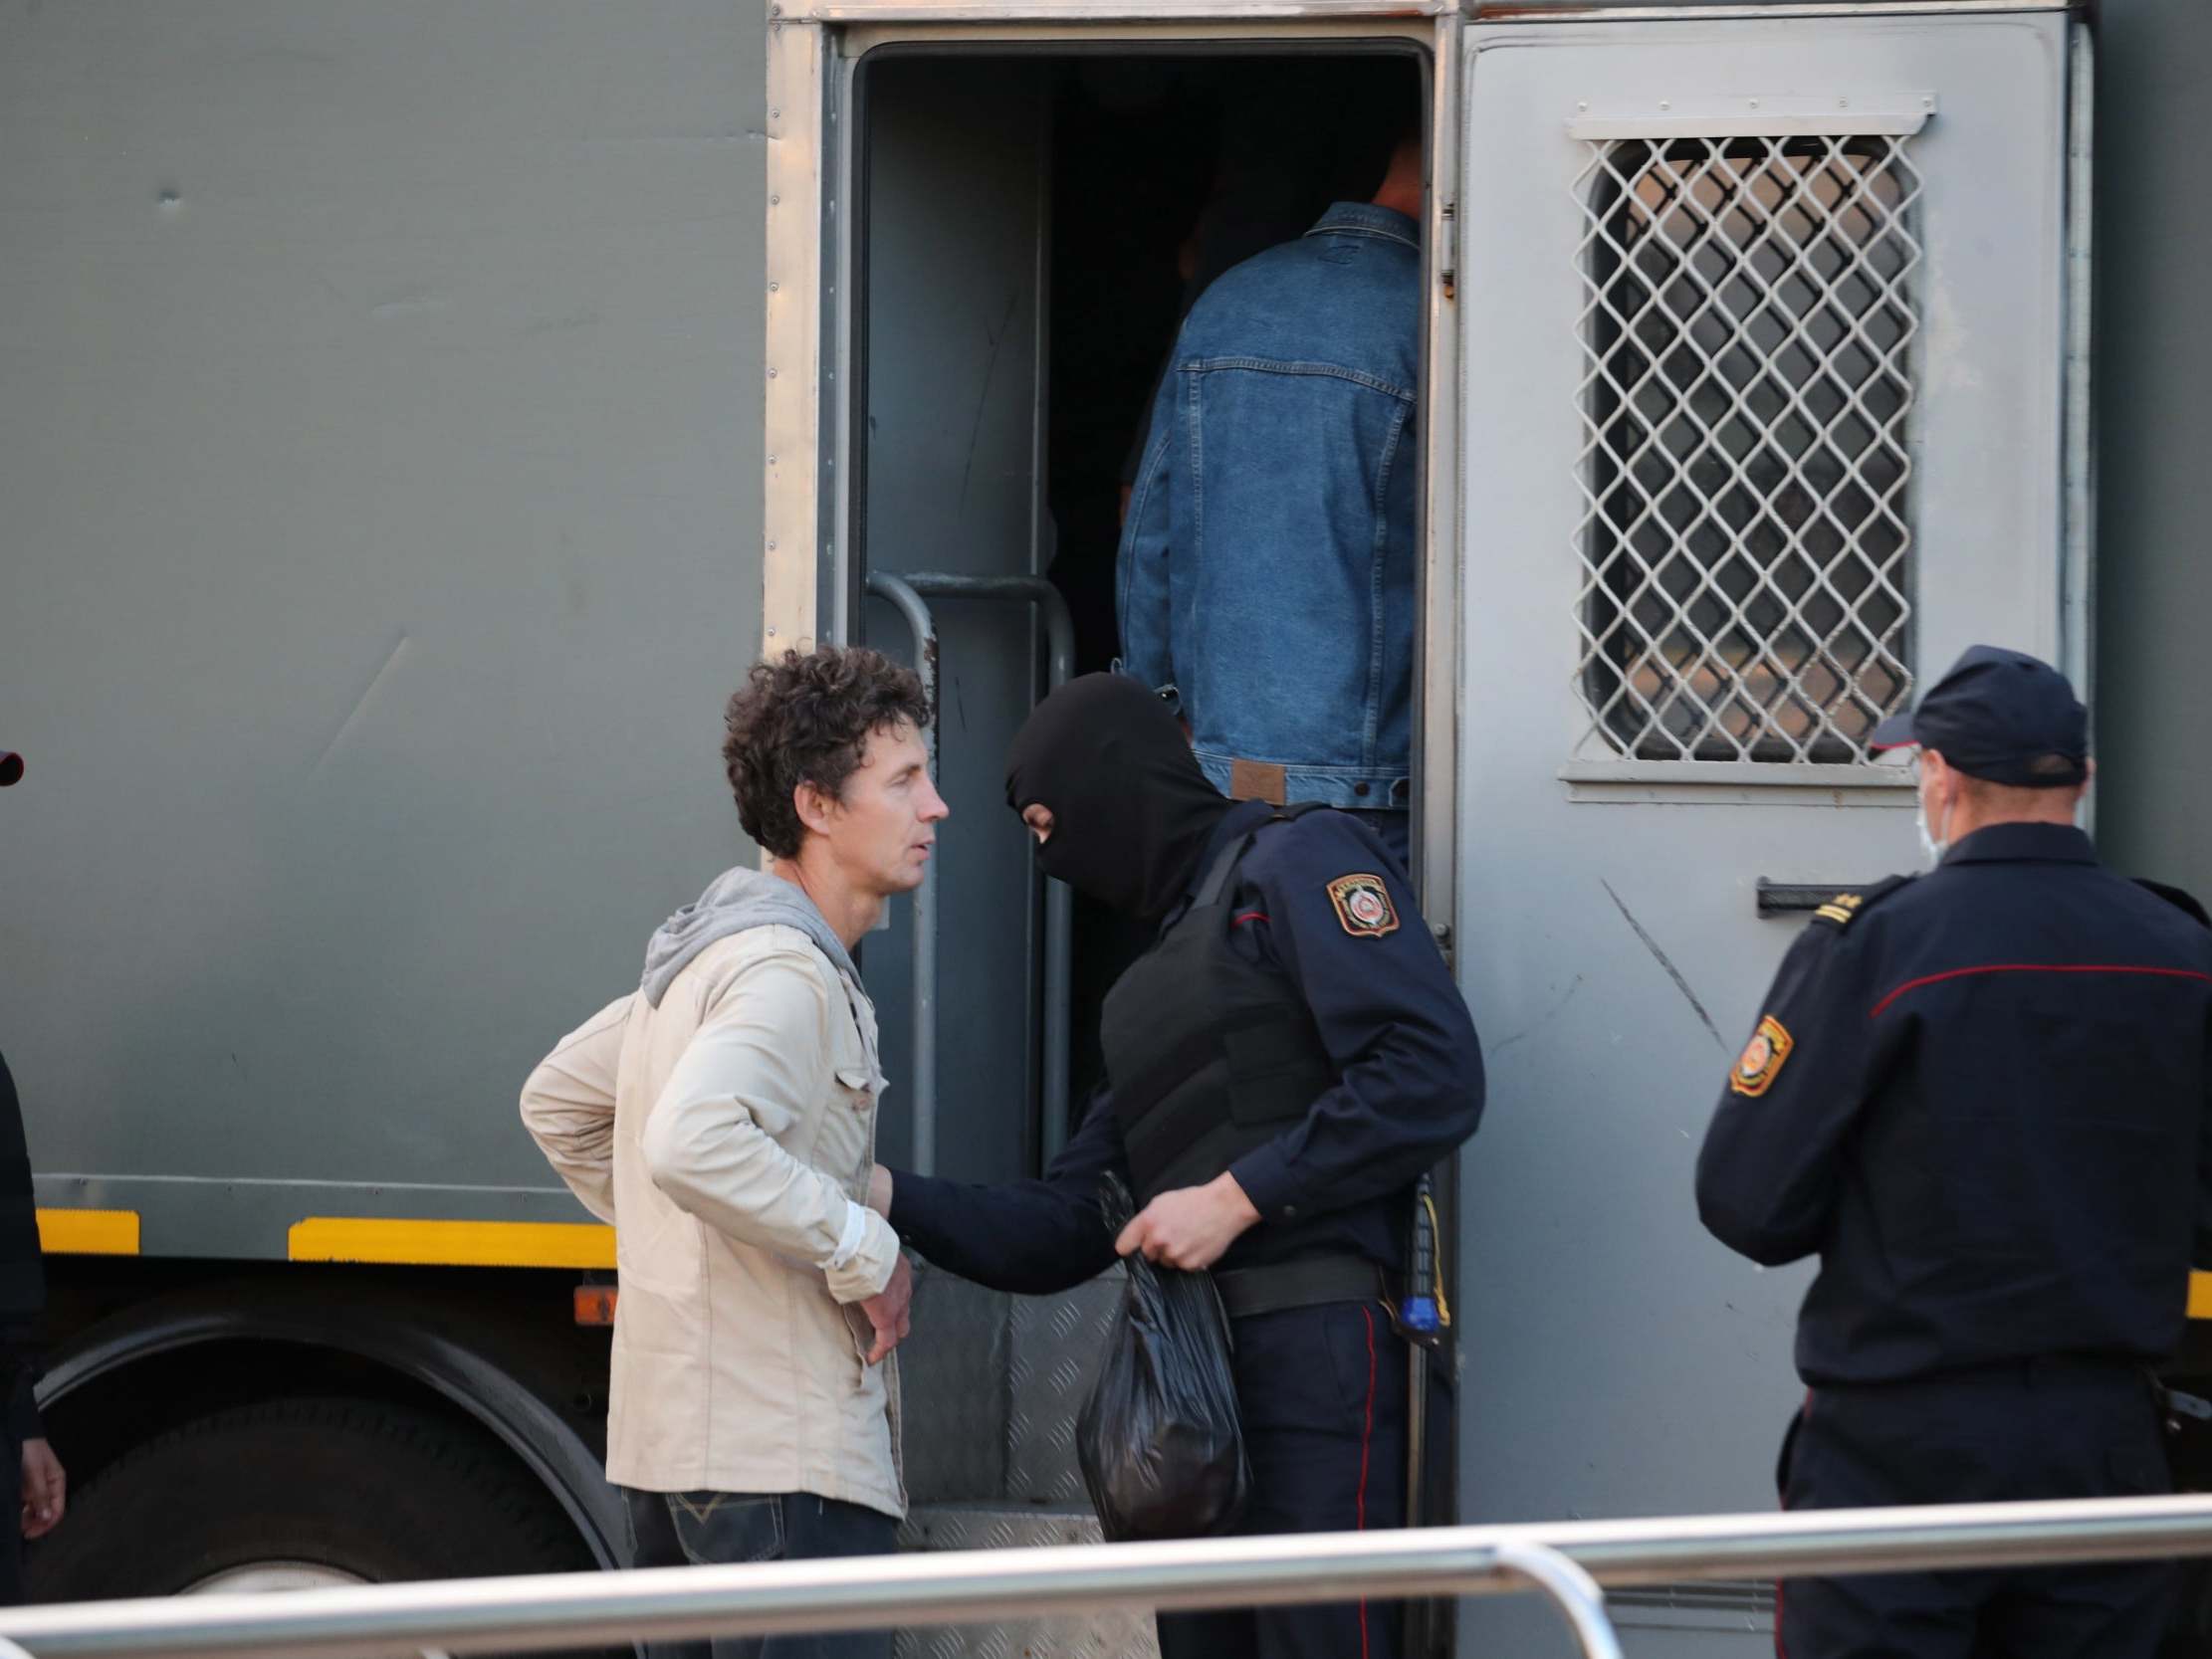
[1117,126,1423,866]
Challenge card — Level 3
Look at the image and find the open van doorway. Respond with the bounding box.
[851,47,1426,1181]
[842,44,1439,1659]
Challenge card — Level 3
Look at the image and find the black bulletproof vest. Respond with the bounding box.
[1101,810,1338,1204]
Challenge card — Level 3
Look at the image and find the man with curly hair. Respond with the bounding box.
[521,646,945,1659]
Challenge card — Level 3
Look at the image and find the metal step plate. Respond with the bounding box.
[894,1506,1158,1659]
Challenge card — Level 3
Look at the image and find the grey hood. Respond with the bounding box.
[641,865,858,1008]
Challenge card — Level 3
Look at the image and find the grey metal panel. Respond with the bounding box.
[898,1506,1105,1552]
[856,57,1051,1184]
[1449,11,2070,1648]
[1006,1273,1122,1505]
[0,2,768,1216]
[899,1272,1014,1504]
[894,1507,1159,1659]
[2092,0,2212,902]
[894,1270,1118,1507]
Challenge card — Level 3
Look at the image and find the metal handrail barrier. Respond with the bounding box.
[863,570,1076,1173]
[10,1495,2212,1659]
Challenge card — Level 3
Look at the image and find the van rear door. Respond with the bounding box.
[1445,5,2082,1644]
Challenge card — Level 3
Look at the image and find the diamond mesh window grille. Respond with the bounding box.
[1572,134,1923,764]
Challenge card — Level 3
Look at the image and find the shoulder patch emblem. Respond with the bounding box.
[1326,873,1400,937]
[1730,1014,1794,1098]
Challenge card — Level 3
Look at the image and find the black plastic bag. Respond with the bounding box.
[1075,1175,1251,1542]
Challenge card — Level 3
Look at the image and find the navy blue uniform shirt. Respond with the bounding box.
[1696,822,2212,1386]
[890,800,1484,1293]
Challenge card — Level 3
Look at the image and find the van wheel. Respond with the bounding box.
[26,1395,610,1654]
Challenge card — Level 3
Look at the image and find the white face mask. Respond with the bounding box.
[1914,773,1952,869]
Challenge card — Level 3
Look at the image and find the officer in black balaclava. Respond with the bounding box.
[1005,674,1231,924]
[877,676,1483,1659]
[0,751,65,1600]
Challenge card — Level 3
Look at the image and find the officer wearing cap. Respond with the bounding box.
[0,751,66,1595]
[872,674,1483,1659]
[1697,646,2212,1659]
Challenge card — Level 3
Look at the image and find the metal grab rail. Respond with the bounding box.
[861,573,942,1174]
[863,570,1076,1173]
[1492,1541,1623,1659]
[11,1496,2212,1659]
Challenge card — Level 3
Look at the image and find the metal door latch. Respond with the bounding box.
[1756,880,1872,918]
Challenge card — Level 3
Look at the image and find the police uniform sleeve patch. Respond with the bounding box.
[1730,1015,1794,1098]
[1326,873,1400,937]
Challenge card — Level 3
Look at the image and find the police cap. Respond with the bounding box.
[1868,644,2088,787]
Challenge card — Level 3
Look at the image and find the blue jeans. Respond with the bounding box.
[1117,203,1422,809]
[624,1488,897,1659]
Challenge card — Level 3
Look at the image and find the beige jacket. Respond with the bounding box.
[520,926,905,1515]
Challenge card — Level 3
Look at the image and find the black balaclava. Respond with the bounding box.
[1004,674,1232,924]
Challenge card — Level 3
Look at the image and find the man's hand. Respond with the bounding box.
[858,1253,914,1365]
[20,1437,64,1540]
[1115,1173,1260,1272]
[867,1162,893,1218]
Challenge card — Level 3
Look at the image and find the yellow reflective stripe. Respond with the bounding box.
[288,1218,615,1270]
[37,1208,141,1256]
[2190,1271,2212,1321]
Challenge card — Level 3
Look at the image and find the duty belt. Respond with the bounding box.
[1214,1255,1393,1321]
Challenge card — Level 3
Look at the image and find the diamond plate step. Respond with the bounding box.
[1006,1276,1120,1506]
[888,1273,1138,1656]
[893,1506,1159,1659]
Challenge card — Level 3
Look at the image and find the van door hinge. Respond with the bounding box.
[1438,201,1458,302]
[1430,919,1453,967]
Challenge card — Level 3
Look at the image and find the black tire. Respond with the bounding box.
[27,1393,598,1620]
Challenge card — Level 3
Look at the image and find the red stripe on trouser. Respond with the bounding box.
[1357,1305,1377,1659]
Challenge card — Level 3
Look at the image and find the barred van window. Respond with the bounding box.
[1572,134,1921,764]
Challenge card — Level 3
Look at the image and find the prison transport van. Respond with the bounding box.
[5,2,2210,1655]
